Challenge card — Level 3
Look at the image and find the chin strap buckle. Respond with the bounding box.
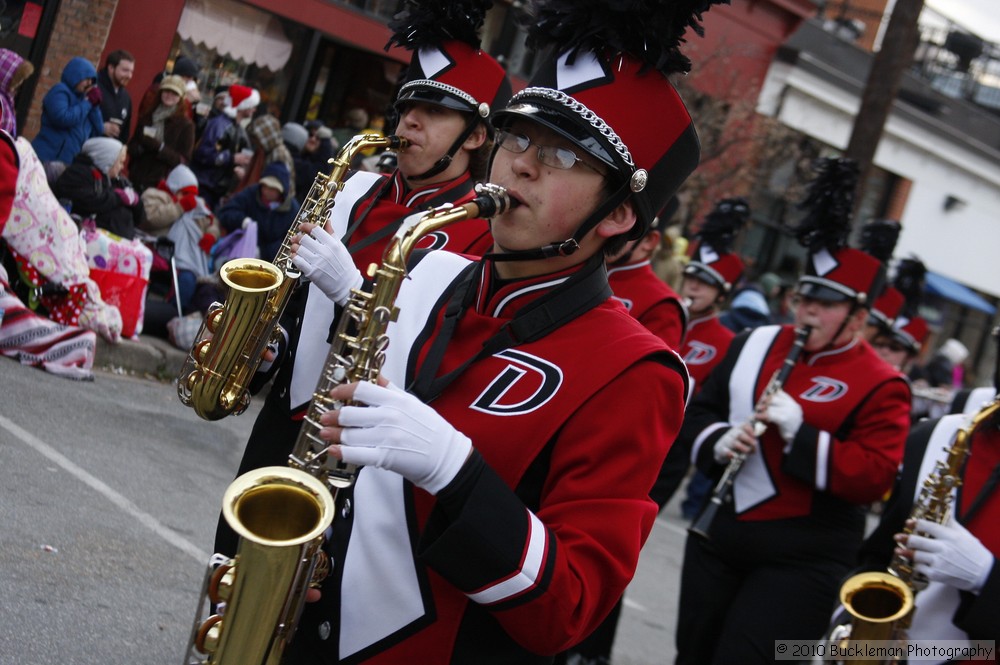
[557,239,580,256]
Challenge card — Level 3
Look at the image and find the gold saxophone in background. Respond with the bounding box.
[182,183,514,665]
[177,134,408,420]
[823,397,1000,664]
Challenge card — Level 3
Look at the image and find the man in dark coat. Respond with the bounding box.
[97,49,134,144]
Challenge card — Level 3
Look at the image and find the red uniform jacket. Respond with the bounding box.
[290,251,689,664]
[281,169,493,412]
[607,260,687,350]
[680,313,735,394]
[684,324,911,523]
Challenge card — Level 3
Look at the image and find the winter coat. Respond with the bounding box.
[32,58,103,164]
[53,152,145,240]
[127,104,195,192]
[215,162,297,263]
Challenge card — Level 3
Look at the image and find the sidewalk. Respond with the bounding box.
[94,333,189,380]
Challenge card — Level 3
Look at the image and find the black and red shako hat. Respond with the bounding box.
[493,50,699,236]
[870,286,904,330]
[793,157,886,306]
[395,40,512,122]
[489,0,722,241]
[891,315,929,354]
[685,243,745,293]
[798,246,886,305]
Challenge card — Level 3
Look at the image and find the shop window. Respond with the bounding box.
[172,0,308,117]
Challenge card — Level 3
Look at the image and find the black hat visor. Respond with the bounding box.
[492,101,619,172]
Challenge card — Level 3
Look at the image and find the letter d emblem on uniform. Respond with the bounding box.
[799,377,848,402]
[471,350,563,415]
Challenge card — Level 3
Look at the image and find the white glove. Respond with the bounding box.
[908,518,995,592]
[714,426,753,464]
[292,227,363,306]
[337,382,472,495]
[241,216,254,230]
[765,389,803,443]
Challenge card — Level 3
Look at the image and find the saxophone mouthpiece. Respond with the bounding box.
[473,183,516,218]
[388,135,408,151]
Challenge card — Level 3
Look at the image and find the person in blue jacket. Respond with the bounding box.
[32,57,104,172]
[215,161,298,263]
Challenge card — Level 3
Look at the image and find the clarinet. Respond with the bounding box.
[689,325,811,540]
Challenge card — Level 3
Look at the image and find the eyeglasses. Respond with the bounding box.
[495,130,604,175]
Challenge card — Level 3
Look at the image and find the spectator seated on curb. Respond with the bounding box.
[140,163,204,237]
[215,161,298,263]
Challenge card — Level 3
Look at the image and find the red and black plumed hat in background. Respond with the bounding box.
[385,0,512,180]
[793,157,886,307]
[387,0,511,126]
[490,0,724,256]
[888,256,930,354]
[859,218,903,330]
[685,197,749,294]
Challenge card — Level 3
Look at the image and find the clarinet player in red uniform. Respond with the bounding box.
[675,157,912,664]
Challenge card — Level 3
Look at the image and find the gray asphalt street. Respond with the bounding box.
[0,359,688,664]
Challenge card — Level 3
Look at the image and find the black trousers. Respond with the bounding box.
[675,518,850,665]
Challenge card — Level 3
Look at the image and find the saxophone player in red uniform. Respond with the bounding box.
[281,0,724,661]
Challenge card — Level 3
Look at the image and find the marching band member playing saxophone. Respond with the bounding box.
[212,0,511,557]
[856,333,1000,660]
[278,0,718,661]
[675,158,912,665]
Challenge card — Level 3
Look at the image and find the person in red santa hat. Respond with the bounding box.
[190,83,260,208]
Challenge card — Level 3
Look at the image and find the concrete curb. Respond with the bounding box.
[94,334,189,381]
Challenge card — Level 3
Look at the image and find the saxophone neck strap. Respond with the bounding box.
[410,253,611,402]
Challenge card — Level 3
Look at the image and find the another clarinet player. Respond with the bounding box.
[854,329,1000,658]
[280,0,719,661]
[675,158,912,665]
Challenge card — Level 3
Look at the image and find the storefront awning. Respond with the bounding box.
[176,0,292,72]
[925,271,996,315]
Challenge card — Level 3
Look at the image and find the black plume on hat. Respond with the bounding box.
[697,197,750,254]
[859,218,901,264]
[793,157,858,253]
[893,256,927,317]
[525,0,718,76]
[387,0,492,50]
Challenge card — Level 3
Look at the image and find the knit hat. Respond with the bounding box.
[282,122,309,152]
[166,164,198,194]
[938,338,969,365]
[82,137,125,174]
[171,56,200,80]
[224,84,260,118]
[258,161,289,194]
[159,75,186,98]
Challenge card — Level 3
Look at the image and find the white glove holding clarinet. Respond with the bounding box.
[291,223,363,306]
[317,380,472,495]
[713,422,759,464]
[763,389,803,443]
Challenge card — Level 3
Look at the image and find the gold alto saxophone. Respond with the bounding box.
[183,183,514,665]
[825,396,1000,664]
[177,134,408,420]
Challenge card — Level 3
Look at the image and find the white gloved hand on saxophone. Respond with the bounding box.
[292,227,363,306]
